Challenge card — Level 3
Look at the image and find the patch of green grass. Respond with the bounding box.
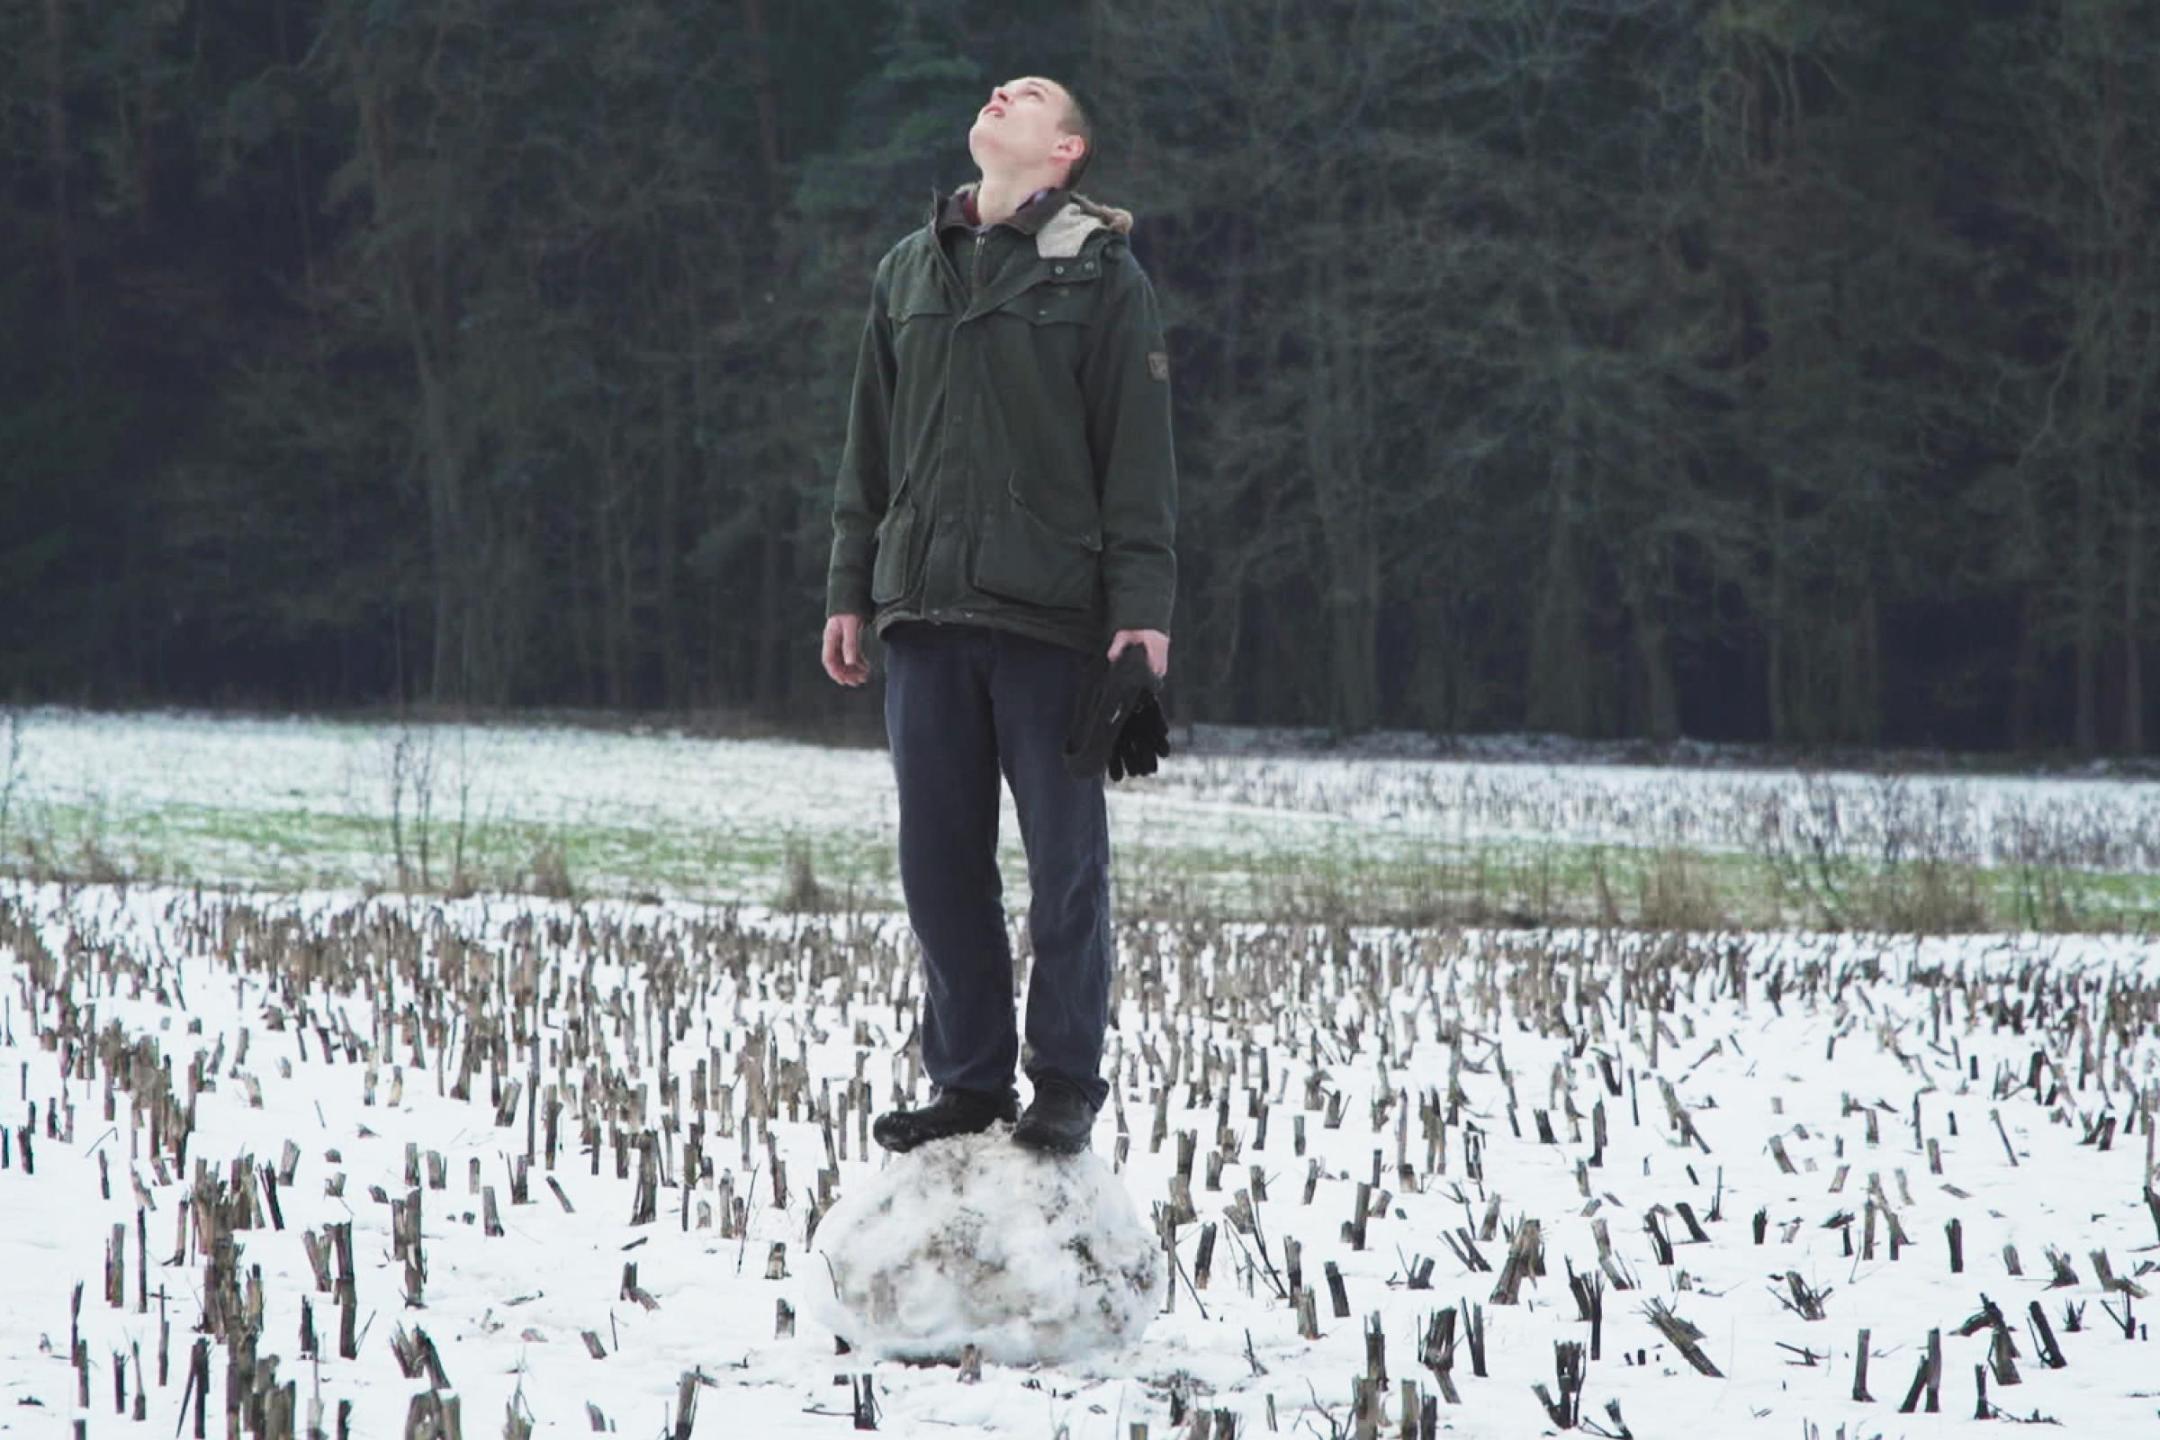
[4,796,909,907]
[6,793,2155,934]
[1116,831,2160,934]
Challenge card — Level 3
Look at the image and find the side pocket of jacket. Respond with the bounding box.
[870,468,917,604]
[971,468,1102,612]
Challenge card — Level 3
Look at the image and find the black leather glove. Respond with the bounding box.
[1063,645,1171,782]
[1108,685,1169,781]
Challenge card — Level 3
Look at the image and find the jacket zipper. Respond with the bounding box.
[937,233,990,625]
[921,232,990,628]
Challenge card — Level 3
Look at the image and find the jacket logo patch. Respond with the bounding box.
[1147,351,1169,382]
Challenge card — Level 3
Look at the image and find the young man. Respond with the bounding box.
[819,75,1177,1156]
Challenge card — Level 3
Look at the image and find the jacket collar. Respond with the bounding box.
[927,182,1135,260]
[932,181,1064,236]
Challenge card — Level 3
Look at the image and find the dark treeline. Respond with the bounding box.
[3,0,2155,752]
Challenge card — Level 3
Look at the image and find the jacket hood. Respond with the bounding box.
[1036,194,1133,259]
[934,182,1133,260]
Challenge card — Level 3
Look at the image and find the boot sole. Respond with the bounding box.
[1011,1123,1091,1156]
[871,1113,1017,1154]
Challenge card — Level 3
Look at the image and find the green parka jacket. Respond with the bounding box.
[823,183,1178,655]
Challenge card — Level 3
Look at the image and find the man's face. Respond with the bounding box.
[968,76,1084,179]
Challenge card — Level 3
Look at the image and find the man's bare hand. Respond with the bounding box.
[1107,628,1170,680]
[822,613,870,687]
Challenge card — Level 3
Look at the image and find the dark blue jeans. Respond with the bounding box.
[881,620,1112,1112]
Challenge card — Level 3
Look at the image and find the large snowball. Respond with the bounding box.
[808,1131,1165,1365]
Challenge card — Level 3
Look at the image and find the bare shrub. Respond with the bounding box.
[373,719,490,896]
[73,833,128,886]
[775,832,829,913]
[1636,847,1720,932]
[0,709,22,856]
[525,838,575,900]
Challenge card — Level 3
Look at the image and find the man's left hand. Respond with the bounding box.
[1107,628,1170,680]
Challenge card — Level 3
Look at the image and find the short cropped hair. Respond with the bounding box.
[1054,79,1095,191]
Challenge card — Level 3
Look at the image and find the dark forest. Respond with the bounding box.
[3,0,2155,753]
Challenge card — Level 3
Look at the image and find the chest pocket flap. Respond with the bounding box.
[999,260,1101,326]
[886,252,952,323]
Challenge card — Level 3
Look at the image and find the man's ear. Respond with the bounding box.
[1053,133,1085,172]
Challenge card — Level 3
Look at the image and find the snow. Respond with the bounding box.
[4,882,2158,1437]
[1150,750,2160,871]
[808,1131,1163,1364]
[0,706,900,896]
[5,708,2157,912]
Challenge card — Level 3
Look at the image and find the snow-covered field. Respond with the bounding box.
[4,707,2159,927]
[0,708,1381,905]
[1157,747,2160,872]
[5,884,2158,1437]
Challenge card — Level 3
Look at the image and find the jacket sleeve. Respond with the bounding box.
[1081,246,1178,634]
[825,256,897,619]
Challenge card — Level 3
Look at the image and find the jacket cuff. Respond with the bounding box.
[826,571,874,620]
[1108,590,1174,634]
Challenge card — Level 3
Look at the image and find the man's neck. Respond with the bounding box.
[974,170,1062,228]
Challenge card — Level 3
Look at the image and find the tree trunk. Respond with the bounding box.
[1304,259,1380,734]
[753,493,786,713]
[275,0,323,357]
[1842,585,1882,745]
[596,443,627,708]
[1528,505,1589,736]
[741,0,792,717]
[1628,541,1680,742]
[656,363,685,707]
[1765,477,1788,744]
[352,33,471,704]
[42,0,82,388]
[566,508,596,704]
[419,380,466,704]
[2125,494,2145,753]
[1198,218,1250,721]
[2074,457,2100,755]
[1528,397,1591,738]
[2010,586,2040,751]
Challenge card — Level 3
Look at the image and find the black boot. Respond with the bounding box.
[1013,1075,1097,1155]
[871,1085,1019,1153]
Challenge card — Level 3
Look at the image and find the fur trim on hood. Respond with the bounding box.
[1036,193,1133,259]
